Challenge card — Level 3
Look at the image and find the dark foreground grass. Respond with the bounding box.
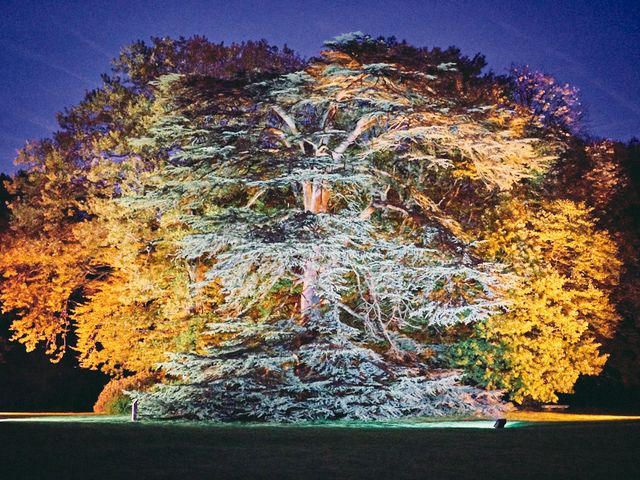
[0,419,639,480]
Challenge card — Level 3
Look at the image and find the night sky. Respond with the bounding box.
[0,0,638,174]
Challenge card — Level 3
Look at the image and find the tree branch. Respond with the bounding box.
[332,114,380,161]
[271,106,298,134]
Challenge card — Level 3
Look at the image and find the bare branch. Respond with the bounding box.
[271,106,298,134]
[332,114,381,161]
[362,166,471,242]
[244,189,266,208]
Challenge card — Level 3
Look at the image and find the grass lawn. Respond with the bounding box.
[0,415,639,479]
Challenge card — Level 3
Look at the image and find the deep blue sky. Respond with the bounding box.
[1,0,638,173]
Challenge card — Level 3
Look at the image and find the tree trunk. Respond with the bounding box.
[300,179,329,320]
[187,259,206,313]
[303,179,329,213]
[301,253,320,317]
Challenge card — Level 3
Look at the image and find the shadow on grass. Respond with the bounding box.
[0,417,639,479]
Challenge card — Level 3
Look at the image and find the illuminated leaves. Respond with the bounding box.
[0,37,302,375]
[0,34,625,415]
[509,65,583,135]
[458,199,620,403]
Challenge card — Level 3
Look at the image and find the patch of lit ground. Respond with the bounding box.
[0,412,125,422]
[507,411,640,422]
[0,412,97,419]
[3,411,640,426]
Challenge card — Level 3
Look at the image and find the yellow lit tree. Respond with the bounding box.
[457,198,620,403]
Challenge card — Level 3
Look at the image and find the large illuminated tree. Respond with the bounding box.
[131,33,554,420]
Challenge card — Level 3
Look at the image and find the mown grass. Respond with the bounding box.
[0,417,638,479]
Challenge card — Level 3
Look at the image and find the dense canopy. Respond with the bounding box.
[1,33,637,419]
